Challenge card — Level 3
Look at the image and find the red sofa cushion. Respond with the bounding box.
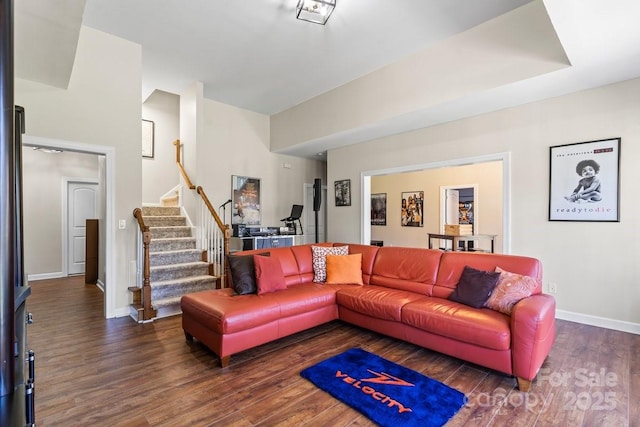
[369,247,442,295]
[403,298,511,350]
[181,289,281,334]
[336,285,426,322]
[261,283,337,318]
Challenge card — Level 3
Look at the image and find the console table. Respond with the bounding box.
[230,235,303,252]
[427,233,496,253]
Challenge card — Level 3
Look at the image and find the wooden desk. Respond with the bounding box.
[428,233,496,253]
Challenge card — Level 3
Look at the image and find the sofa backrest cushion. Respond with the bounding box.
[369,247,442,295]
[334,243,380,285]
[434,252,542,298]
[291,243,330,284]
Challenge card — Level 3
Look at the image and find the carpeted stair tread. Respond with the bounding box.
[150,275,217,302]
[150,261,210,282]
[150,275,216,287]
[150,237,197,252]
[150,261,208,271]
[142,206,181,216]
[150,226,192,239]
[150,249,202,265]
[143,216,187,227]
[152,296,182,309]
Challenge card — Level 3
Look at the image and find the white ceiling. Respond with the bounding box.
[80,0,535,114]
[14,0,640,158]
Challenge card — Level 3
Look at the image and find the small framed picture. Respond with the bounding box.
[549,138,620,222]
[232,175,261,225]
[401,191,424,227]
[371,193,387,226]
[335,179,351,206]
[142,119,154,158]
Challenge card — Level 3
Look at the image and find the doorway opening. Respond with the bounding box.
[362,152,511,253]
[24,135,116,318]
[440,185,477,249]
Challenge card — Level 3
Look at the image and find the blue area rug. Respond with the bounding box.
[301,348,467,427]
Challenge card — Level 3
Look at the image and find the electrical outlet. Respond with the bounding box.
[548,282,557,294]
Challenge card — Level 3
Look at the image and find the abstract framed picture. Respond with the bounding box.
[401,191,424,227]
[549,138,620,222]
[334,179,351,206]
[231,175,261,225]
[371,193,387,226]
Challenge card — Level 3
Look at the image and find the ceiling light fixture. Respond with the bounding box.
[296,0,336,25]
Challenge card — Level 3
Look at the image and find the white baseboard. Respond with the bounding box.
[113,306,132,318]
[96,279,105,292]
[556,309,640,335]
[28,272,64,281]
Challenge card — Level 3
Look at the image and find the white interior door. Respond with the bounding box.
[67,181,98,275]
[445,189,460,225]
[303,183,327,244]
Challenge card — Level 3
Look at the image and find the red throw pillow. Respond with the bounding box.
[253,254,287,294]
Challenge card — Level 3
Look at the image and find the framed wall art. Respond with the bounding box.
[549,138,620,222]
[231,175,261,225]
[371,193,387,226]
[141,119,154,158]
[334,179,351,206]
[401,191,424,227]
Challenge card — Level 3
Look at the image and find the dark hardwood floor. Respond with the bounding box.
[28,276,639,426]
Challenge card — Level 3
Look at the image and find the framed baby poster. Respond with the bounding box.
[548,138,620,222]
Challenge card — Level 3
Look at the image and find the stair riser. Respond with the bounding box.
[150,239,196,252]
[150,251,202,265]
[144,217,186,227]
[150,265,210,282]
[142,206,181,216]
[151,278,216,300]
[151,227,192,239]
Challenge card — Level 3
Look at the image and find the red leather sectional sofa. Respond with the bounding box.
[180,243,556,391]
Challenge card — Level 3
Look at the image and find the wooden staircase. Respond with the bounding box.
[129,206,218,322]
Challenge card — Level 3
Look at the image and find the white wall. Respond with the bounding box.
[22,149,101,277]
[16,25,142,317]
[197,98,326,227]
[370,162,502,251]
[142,90,180,203]
[327,78,640,330]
